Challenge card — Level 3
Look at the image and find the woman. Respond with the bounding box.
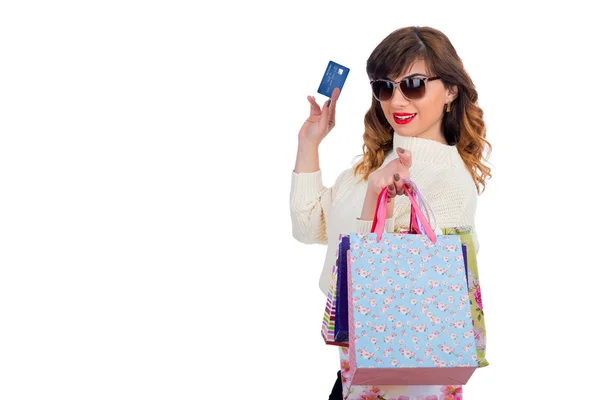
[290,26,491,400]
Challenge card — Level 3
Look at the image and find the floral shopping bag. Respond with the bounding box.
[441,227,488,368]
[344,184,478,388]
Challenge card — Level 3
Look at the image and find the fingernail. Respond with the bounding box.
[326,100,331,107]
[388,184,394,190]
[397,147,405,154]
[394,173,400,181]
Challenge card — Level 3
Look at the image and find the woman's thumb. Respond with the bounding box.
[317,99,332,132]
[396,147,412,167]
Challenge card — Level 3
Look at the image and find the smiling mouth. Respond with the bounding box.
[393,113,417,124]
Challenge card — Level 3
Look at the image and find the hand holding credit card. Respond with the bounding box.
[297,61,347,146]
[297,62,348,146]
[317,60,350,98]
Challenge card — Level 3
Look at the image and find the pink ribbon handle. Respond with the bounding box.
[403,183,437,244]
[370,187,389,242]
[370,182,437,244]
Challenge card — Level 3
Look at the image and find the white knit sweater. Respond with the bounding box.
[290,133,479,296]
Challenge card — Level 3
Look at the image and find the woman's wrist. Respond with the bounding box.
[294,140,320,173]
[297,135,321,151]
[360,181,396,221]
[360,182,382,220]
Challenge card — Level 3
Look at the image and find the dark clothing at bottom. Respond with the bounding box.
[329,370,343,400]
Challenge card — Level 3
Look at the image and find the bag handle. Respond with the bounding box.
[369,185,389,242]
[406,179,438,234]
[370,180,437,243]
[403,182,436,243]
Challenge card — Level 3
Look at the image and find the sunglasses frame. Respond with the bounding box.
[370,76,442,102]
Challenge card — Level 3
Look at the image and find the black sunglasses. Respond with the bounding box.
[370,76,441,102]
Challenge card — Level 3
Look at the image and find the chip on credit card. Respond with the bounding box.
[317,60,350,98]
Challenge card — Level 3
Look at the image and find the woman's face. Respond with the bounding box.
[378,59,457,144]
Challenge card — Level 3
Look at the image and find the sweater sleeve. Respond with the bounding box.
[427,170,481,254]
[459,177,480,255]
[290,168,395,241]
[289,169,335,245]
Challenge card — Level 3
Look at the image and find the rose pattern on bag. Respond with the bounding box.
[439,385,463,399]
[354,385,462,400]
[348,233,478,371]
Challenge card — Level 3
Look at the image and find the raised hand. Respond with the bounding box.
[297,87,341,147]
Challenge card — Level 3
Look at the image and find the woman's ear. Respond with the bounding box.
[447,85,459,103]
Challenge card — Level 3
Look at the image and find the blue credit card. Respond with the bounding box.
[317,60,350,98]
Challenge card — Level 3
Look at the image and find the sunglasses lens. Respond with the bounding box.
[400,78,426,100]
[371,80,394,101]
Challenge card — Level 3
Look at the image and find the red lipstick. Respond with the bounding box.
[393,112,416,125]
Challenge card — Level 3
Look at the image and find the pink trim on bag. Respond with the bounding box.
[346,248,358,386]
[350,367,476,386]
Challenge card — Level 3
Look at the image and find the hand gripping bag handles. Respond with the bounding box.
[345,181,479,387]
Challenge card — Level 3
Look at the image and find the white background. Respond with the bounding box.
[1,1,599,399]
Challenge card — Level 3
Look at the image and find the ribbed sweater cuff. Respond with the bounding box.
[291,170,326,199]
[355,217,394,233]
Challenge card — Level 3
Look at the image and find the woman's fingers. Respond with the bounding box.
[396,147,413,168]
[328,88,340,127]
[386,182,397,200]
[387,171,413,200]
[306,90,339,133]
[403,181,414,196]
[307,95,321,120]
[317,98,332,133]
[393,173,405,196]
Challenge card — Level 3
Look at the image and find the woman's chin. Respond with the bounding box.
[392,129,417,137]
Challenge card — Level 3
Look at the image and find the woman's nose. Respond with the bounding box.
[390,86,410,107]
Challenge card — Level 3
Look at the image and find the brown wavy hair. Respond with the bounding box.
[353,26,492,194]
